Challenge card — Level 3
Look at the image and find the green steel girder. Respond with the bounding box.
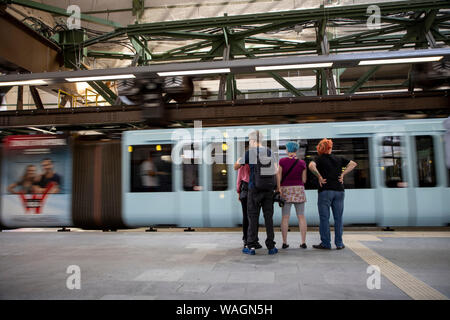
[431,27,450,45]
[132,0,145,20]
[135,31,219,40]
[232,42,304,97]
[7,0,122,28]
[232,21,302,39]
[75,0,450,66]
[200,40,225,61]
[157,40,213,59]
[87,81,117,105]
[121,1,450,34]
[129,35,152,64]
[87,51,135,60]
[82,29,128,48]
[144,29,448,62]
[72,63,117,105]
[345,26,420,94]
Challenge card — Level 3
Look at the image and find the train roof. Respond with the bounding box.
[123,118,447,143]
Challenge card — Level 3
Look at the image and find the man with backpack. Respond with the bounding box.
[234,130,279,255]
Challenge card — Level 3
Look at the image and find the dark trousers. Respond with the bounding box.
[246,188,275,249]
[240,197,259,245]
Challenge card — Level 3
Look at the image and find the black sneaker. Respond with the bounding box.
[336,245,345,250]
[300,243,307,249]
[313,244,331,250]
[282,243,289,249]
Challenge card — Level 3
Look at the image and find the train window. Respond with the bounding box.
[381,136,407,188]
[129,144,173,192]
[182,143,201,191]
[300,138,371,190]
[210,142,229,191]
[415,136,437,187]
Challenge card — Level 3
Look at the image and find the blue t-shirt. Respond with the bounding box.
[238,147,276,189]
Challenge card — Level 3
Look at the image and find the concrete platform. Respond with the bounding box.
[0,230,449,300]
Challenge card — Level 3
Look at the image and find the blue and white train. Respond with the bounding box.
[122,118,450,228]
[0,117,449,229]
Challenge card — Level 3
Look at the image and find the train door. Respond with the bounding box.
[376,135,411,226]
[176,142,206,227]
[408,135,443,225]
[124,142,179,227]
[206,141,236,227]
[443,134,450,226]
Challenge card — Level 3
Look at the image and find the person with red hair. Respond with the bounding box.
[308,138,357,250]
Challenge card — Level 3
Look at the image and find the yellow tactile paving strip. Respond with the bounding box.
[376,232,450,238]
[344,232,449,300]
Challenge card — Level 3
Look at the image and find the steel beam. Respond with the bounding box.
[0,105,142,128]
[167,91,450,122]
[0,91,447,128]
[29,86,43,110]
[121,1,450,34]
[16,85,23,110]
[0,10,62,73]
[1,48,450,84]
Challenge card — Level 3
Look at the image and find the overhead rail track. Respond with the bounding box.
[0,90,447,129]
[0,48,449,84]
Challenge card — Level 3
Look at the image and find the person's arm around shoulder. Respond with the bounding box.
[308,161,326,187]
[339,160,358,183]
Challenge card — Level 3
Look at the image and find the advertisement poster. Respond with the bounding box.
[1,135,72,227]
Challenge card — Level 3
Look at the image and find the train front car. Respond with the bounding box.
[121,127,240,228]
[121,118,450,229]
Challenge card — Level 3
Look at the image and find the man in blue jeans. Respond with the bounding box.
[308,138,357,250]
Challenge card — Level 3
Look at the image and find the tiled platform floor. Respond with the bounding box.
[0,230,448,300]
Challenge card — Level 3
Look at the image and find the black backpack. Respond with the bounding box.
[254,148,277,191]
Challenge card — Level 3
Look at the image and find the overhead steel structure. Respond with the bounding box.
[0,0,449,132]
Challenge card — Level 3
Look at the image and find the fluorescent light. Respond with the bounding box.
[0,79,47,86]
[359,56,443,66]
[27,127,56,134]
[157,68,230,76]
[66,74,136,82]
[255,63,333,71]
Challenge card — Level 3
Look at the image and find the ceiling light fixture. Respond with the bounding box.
[157,68,231,76]
[0,79,48,86]
[358,56,443,66]
[65,74,136,82]
[255,63,333,71]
